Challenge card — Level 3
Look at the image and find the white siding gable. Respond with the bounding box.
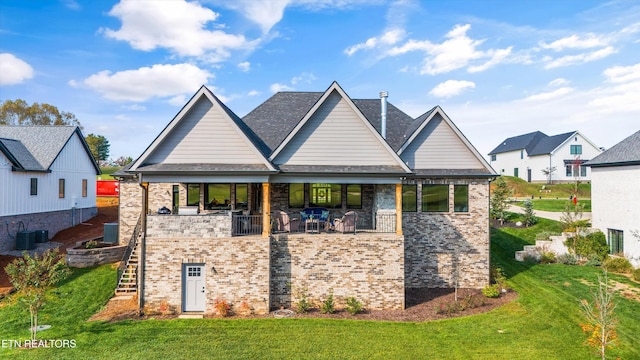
[273,90,400,167]
[145,95,266,165]
[401,114,485,169]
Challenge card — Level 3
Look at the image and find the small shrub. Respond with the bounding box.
[535,231,560,241]
[557,253,578,265]
[482,284,500,298]
[523,254,540,264]
[158,300,174,315]
[85,240,98,249]
[584,256,603,267]
[522,200,538,227]
[490,265,509,291]
[633,268,640,282]
[540,251,556,264]
[295,288,312,314]
[236,301,253,316]
[320,290,335,314]
[603,257,633,274]
[565,231,608,262]
[345,296,363,315]
[214,299,231,317]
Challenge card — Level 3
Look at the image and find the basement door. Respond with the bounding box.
[182,264,206,312]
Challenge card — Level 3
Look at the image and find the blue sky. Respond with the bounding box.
[1,0,639,160]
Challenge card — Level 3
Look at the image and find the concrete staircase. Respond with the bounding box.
[515,233,571,262]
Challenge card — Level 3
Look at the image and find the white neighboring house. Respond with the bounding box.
[585,130,640,267]
[0,126,100,251]
[488,131,602,183]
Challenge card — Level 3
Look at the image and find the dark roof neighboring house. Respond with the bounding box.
[242,92,416,154]
[488,131,576,156]
[585,130,640,167]
[0,126,100,173]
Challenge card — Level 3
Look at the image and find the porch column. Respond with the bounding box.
[262,182,271,237]
[395,183,403,235]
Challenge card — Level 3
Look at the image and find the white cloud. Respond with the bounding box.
[103,0,254,62]
[247,90,260,96]
[539,33,608,51]
[429,80,475,98]
[468,47,512,73]
[71,63,212,102]
[0,53,34,85]
[603,63,640,83]
[544,46,616,69]
[345,28,406,56]
[237,61,251,72]
[291,72,317,85]
[62,0,80,10]
[219,0,292,33]
[523,87,574,102]
[548,78,570,87]
[270,83,293,93]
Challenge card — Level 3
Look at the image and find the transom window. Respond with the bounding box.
[422,184,449,212]
[187,267,201,277]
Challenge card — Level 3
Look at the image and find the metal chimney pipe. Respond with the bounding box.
[380,91,388,139]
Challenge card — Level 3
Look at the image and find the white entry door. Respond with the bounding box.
[183,264,206,312]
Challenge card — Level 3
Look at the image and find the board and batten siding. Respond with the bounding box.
[401,115,484,169]
[145,96,265,165]
[0,133,97,217]
[274,91,398,166]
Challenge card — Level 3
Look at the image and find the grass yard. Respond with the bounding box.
[1,218,639,359]
[498,176,591,199]
[514,199,592,212]
[97,166,123,180]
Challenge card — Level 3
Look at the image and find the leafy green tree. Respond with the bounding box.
[0,99,81,127]
[4,249,71,341]
[85,133,110,161]
[112,155,133,166]
[490,176,512,224]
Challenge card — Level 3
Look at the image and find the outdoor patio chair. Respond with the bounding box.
[273,210,300,233]
[333,211,357,233]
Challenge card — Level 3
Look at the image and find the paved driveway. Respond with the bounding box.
[508,205,592,222]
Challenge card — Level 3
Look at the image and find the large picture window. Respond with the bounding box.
[235,184,248,210]
[346,184,361,208]
[187,184,200,206]
[402,184,417,212]
[422,184,448,212]
[310,183,341,208]
[289,183,304,208]
[206,184,231,209]
[454,185,468,212]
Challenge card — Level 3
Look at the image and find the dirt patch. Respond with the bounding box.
[0,198,118,295]
[578,277,640,302]
[89,293,139,322]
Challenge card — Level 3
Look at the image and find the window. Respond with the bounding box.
[454,185,468,212]
[289,183,304,208]
[514,168,519,178]
[520,150,524,159]
[402,184,417,212]
[310,183,341,208]
[346,184,361,208]
[565,165,572,177]
[422,184,449,212]
[30,178,37,196]
[187,184,200,206]
[58,179,65,198]
[490,154,496,161]
[235,184,248,210]
[570,145,582,155]
[82,179,88,197]
[580,165,587,177]
[206,184,231,209]
[608,229,623,254]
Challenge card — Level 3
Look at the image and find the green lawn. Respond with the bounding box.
[97,166,122,180]
[498,176,591,199]
[2,219,639,359]
[514,199,592,212]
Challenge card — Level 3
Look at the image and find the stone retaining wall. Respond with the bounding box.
[66,243,127,268]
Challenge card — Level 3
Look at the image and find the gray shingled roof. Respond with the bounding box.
[0,126,98,173]
[488,131,576,156]
[585,130,640,167]
[527,131,575,156]
[278,164,407,174]
[135,163,274,173]
[0,137,46,171]
[241,92,416,154]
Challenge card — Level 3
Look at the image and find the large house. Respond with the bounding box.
[586,130,640,267]
[115,82,496,314]
[488,131,602,183]
[0,126,99,252]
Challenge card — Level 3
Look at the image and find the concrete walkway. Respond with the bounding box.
[508,205,591,222]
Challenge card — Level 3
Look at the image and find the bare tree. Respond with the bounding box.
[580,271,618,360]
[541,166,557,185]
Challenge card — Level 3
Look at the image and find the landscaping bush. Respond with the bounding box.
[535,231,560,241]
[214,299,231,317]
[540,251,556,264]
[556,253,578,265]
[603,257,633,274]
[345,296,363,316]
[633,268,640,282]
[320,290,335,314]
[482,284,500,298]
[565,231,608,262]
[295,289,313,314]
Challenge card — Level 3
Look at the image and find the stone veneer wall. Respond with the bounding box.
[146,214,232,238]
[0,207,97,252]
[143,234,270,314]
[404,179,490,288]
[118,178,142,245]
[270,232,405,310]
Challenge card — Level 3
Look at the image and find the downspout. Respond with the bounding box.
[380,91,388,139]
[138,174,148,315]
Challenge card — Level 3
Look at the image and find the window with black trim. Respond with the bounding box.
[570,144,582,155]
[608,229,623,254]
[59,179,65,198]
[82,179,88,197]
[310,183,341,208]
[422,184,448,212]
[490,154,496,161]
[206,184,231,209]
[187,184,200,206]
[235,184,248,209]
[30,178,37,196]
[289,183,304,208]
[346,184,361,208]
[454,185,468,212]
[402,184,417,212]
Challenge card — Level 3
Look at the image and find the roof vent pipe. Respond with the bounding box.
[380,91,388,139]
